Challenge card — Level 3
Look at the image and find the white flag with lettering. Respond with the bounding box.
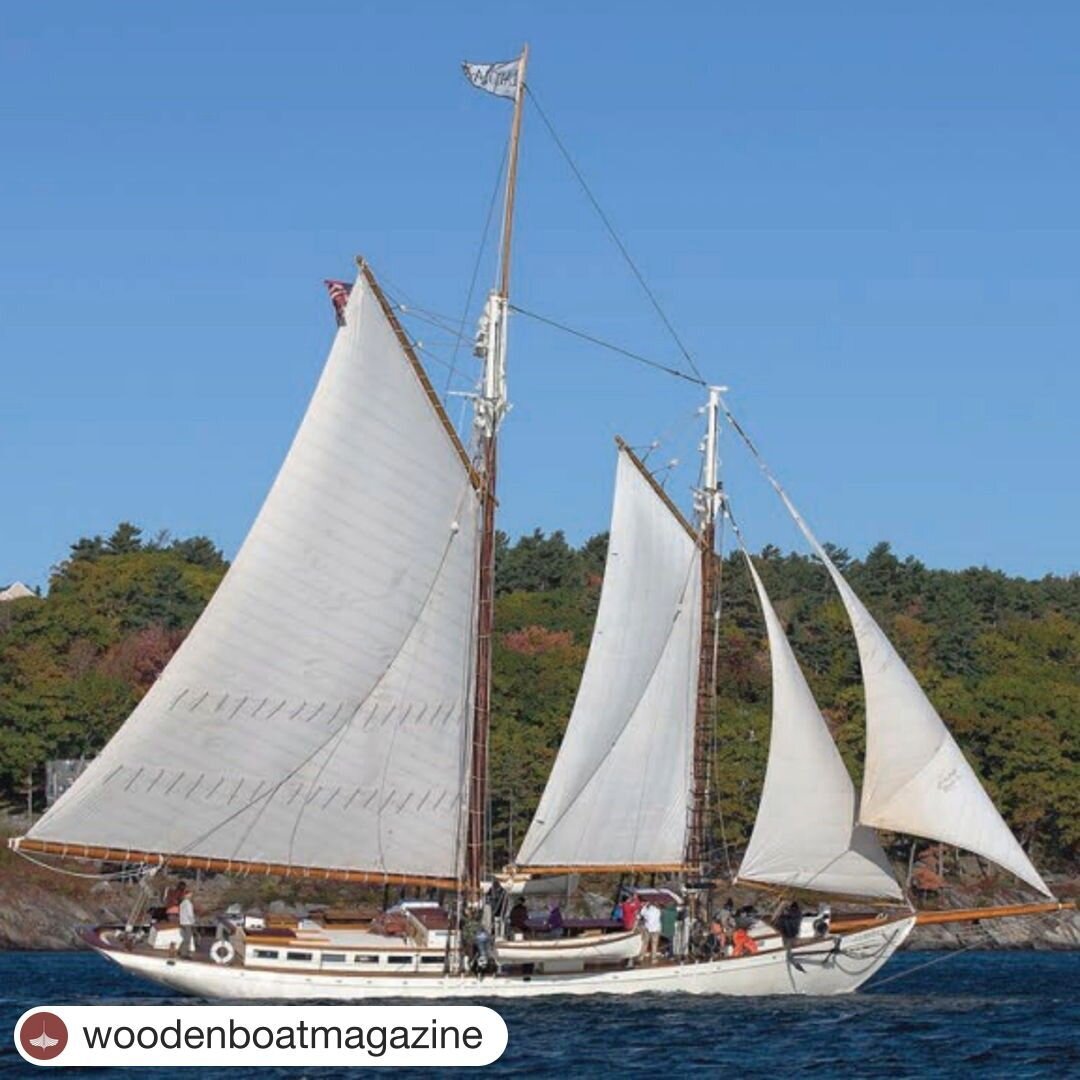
[462,58,521,100]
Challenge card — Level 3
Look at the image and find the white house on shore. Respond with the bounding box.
[0,581,35,602]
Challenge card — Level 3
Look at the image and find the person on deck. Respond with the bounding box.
[177,884,196,958]
[735,903,757,928]
[731,927,759,957]
[660,903,678,956]
[708,912,727,955]
[641,900,662,962]
[163,882,184,920]
[721,898,736,935]
[777,900,803,945]
[621,892,642,931]
[509,899,529,935]
[546,903,564,938]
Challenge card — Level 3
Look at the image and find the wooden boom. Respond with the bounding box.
[830,900,1074,935]
[913,900,1075,927]
[10,837,457,889]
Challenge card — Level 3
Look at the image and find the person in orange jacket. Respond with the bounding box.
[731,927,759,957]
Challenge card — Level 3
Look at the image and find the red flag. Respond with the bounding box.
[324,280,352,327]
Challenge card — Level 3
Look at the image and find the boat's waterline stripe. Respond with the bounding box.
[9,837,458,888]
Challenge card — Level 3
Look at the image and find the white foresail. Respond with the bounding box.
[773,491,1053,898]
[515,448,701,869]
[25,269,481,882]
[737,555,902,900]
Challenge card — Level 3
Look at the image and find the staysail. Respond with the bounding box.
[770,488,1053,898]
[515,445,702,870]
[736,553,902,900]
[18,265,481,885]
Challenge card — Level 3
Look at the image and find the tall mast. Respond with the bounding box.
[466,44,529,899]
[686,385,723,874]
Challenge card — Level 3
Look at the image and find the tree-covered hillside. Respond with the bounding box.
[1,523,1076,875]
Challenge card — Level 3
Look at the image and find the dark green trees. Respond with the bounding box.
[0,523,1075,876]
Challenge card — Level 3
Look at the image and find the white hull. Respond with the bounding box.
[93,916,914,999]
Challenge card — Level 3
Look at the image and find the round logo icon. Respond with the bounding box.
[19,1010,68,1061]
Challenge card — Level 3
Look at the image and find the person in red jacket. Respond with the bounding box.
[621,892,642,931]
[731,928,759,957]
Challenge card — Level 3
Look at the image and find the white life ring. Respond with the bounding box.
[210,939,235,965]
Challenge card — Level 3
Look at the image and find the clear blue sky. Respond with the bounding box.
[2,1,1077,588]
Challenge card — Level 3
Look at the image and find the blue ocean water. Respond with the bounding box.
[0,950,1076,1077]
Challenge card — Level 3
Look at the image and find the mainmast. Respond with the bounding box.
[466,44,529,899]
[686,386,723,874]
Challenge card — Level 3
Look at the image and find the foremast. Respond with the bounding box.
[466,45,529,900]
[685,387,723,875]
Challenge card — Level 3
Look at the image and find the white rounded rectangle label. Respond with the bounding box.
[15,1004,508,1067]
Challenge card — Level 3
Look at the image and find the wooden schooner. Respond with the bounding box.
[9,49,1071,999]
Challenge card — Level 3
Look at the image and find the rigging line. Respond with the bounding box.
[870,904,1067,991]
[376,272,454,324]
[389,302,473,344]
[865,938,982,991]
[368,303,475,386]
[721,498,753,556]
[521,549,701,856]
[13,848,155,881]
[383,290,477,339]
[411,342,478,385]
[525,85,705,385]
[718,395,831,565]
[446,136,510,400]
[635,406,705,466]
[173,481,478,867]
[510,304,705,387]
[710,493,732,881]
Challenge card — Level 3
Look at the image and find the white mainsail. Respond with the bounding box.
[515,447,702,869]
[737,554,902,900]
[24,267,481,883]
[771,489,1053,898]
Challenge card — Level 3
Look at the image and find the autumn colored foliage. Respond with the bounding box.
[0,524,1076,877]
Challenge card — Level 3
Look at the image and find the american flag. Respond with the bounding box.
[324,279,352,326]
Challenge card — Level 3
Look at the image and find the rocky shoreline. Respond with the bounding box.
[1,853,1076,953]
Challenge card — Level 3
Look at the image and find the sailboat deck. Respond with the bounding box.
[86,909,915,985]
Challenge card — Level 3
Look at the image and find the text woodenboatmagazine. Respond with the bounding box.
[14,1005,508,1068]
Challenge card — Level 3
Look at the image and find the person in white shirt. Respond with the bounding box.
[177,884,196,958]
[641,901,662,963]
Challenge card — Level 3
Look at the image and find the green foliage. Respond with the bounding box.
[494,529,607,595]
[487,533,1080,872]
[1,522,1076,878]
[0,525,227,793]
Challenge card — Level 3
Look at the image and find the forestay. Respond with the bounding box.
[736,555,902,900]
[24,268,481,882]
[516,448,701,869]
[773,490,1052,898]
